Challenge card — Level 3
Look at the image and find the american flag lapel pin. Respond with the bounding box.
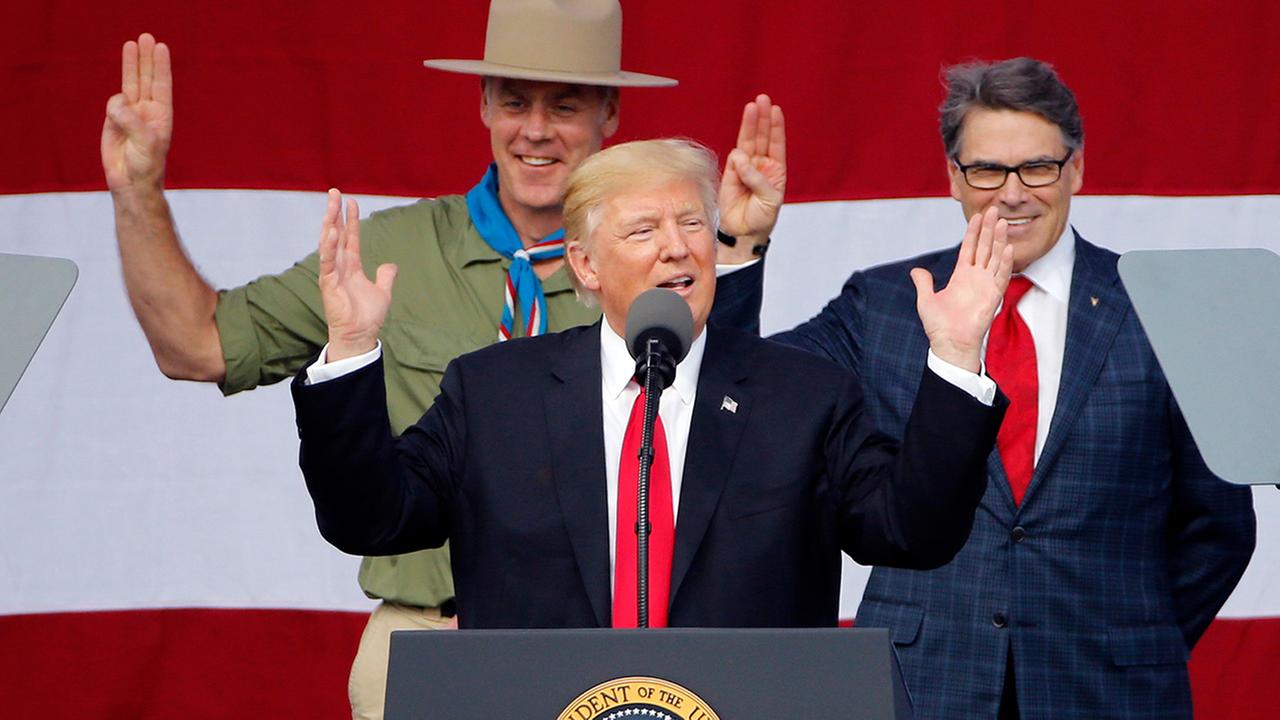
[720,395,738,414]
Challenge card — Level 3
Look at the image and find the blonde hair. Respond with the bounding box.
[562,139,720,303]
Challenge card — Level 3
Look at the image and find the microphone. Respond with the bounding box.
[624,288,694,389]
[622,288,692,628]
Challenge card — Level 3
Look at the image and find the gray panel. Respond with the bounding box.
[386,628,912,719]
[0,253,78,414]
[1118,248,1280,485]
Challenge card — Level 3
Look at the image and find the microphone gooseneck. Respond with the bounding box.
[622,288,693,628]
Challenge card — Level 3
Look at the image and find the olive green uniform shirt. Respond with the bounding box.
[215,194,600,607]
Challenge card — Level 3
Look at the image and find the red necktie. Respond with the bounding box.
[986,276,1038,505]
[613,387,675,628]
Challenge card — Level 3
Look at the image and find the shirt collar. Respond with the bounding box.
[600,320,706,406]
[1019,224,1076,304]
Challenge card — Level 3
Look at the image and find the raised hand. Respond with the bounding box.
[102,33,173,193]
[318,190,399,362]
[911,207,1013,373]
[717,94,787,263]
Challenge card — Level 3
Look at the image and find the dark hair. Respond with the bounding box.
[939,57,1083,159]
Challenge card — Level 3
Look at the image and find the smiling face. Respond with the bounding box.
[567,179,717,339]
[948,108,1084,272]
[481,78,619,227]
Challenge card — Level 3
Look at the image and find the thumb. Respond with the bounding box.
[105,94,143,135]
[910,268,934,303]
[374,263,399,293]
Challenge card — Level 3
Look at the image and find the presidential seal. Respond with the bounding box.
[557,676,721,720]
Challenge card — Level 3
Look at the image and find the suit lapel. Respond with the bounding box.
[544,324,612,627]
[1020,233,1128,508]
[669,330,752,605]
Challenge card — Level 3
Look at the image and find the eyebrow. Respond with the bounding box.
[961,154,1063,166]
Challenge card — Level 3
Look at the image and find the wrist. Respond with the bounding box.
[326,335,379,363]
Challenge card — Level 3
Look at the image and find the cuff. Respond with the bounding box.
[926,350,997,406]
[306,341,383,385]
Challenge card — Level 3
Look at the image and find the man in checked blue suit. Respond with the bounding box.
[775,58,1256,719]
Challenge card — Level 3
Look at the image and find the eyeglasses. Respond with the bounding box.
[953,150,1074,190]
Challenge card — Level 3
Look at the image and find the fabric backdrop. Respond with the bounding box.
[2,2,1277,717]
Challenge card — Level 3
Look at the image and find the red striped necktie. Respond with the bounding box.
[986,276,1038,505]
[613,388,675,628]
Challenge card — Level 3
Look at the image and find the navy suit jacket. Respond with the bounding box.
[776,233,1256,719]
[292,323,1004,629]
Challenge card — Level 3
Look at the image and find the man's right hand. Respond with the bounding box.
[102,33,172,194]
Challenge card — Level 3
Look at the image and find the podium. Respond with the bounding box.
[385,627,912,719]
[0,253,77,414]
[1118,248,1280,485]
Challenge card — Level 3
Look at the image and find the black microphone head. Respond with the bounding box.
[624,288,694,364]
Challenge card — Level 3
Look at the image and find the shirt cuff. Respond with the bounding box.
[926,350,997,406]
[305,341,383,385]
[715,258,761,276]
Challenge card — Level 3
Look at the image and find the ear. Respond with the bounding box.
[566,240,601,292]
[1068,147,1084,194]
[479,79,494,129]
[600,92,620,139]
[948,159,965,202]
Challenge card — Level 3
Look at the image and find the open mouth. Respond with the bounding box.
[1004,216,1035,227]
[518,155,557,167]
[658,276,694,292]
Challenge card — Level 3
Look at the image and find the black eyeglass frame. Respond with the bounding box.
[952,149,1075,190]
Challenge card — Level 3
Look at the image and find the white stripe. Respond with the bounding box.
[1,190,1275,618]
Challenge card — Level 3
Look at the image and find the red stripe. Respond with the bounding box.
[0,610,1274,717]
[0,608,364,719]
[6,2,1279,199]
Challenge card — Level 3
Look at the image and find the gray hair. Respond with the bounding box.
[562,138,720,304]
[939,57,1084,159]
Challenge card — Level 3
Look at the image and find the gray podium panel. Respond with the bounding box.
[386,628,911,719]
[1119,248,1280,485]
[0,253,78,414]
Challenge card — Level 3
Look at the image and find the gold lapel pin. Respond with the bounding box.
[1090,296,1099,307]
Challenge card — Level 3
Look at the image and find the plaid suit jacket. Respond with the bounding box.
[776,232,1256,719]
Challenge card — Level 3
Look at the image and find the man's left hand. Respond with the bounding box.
[717,94,786,264]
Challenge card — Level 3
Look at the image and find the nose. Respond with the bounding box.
[656,225,691,262]
[522,105,551,142]
[997,171,1030,206]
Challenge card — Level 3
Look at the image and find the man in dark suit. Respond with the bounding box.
[775,58,1257,718]
[291,138,1012,629]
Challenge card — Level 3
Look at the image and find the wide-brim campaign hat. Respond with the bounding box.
[424,0,677,88]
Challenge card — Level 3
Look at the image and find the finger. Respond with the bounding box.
[319,189,342,276]
[910,267,935,304]
[769,104,787,166]
[736,101,758,157]
[753,94,772,157]
[974,206,998,268]
[152,41,173,108]
[988,218,1009,274]
[997,244,1014,288]
[719,149,743,199]
[374,263,399,294]
[122,39,139,102]
[958,211,981,266]
[344,197,362,267]
[138,33,156,102]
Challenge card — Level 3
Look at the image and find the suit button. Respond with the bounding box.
[992,612,1008,628]
[1011,526,1026,542]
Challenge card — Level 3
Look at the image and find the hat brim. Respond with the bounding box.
[424,58,677,88]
